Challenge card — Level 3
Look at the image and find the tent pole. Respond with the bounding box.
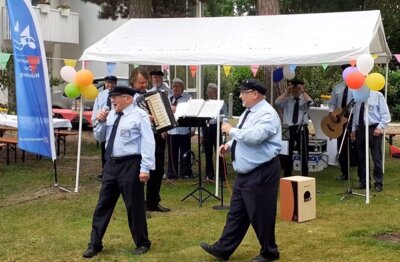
[215,65,221,196]
[74,63,84,193]
[381,61,389,180]
[270,67,273,104]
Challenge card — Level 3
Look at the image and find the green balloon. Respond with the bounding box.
[64,83,81,99]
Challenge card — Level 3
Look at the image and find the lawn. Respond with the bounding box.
[1,130,400,261]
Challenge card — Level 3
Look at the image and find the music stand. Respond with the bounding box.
[179,117,221,207]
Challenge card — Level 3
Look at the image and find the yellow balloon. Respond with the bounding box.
[365,73,385,91]
[81,84,98,100]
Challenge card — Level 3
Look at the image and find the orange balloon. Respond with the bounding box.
[74,69,94,88]
[81,84,98,100]
[345,71,365,89]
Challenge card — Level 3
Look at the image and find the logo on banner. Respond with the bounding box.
[13,21,40,78]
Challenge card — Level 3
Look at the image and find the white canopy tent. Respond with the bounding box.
[79,10,392,204]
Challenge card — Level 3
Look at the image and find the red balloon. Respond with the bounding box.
[345,71,365,89]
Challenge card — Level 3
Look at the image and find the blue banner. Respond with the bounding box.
[7,0,56,160]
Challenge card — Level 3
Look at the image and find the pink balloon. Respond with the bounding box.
[342,66,358,81]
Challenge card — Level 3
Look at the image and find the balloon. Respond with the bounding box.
[60,66,76,82]
[365,72,385,91]
[356,54,374,75]
[345,71,365,89]
[342,66,358,81]
[273,68,283,82]
[81,84,98,100]
[352,85,370,102]
[64,83,80,99]
[74,69,94,88]
[283,66,295,80]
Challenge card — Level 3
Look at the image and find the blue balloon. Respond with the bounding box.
[273,68,284,82]
[352,85,370,102]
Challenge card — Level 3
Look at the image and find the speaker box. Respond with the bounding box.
[280,176,316,222]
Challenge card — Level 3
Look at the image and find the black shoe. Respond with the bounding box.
[200,242,229,261]
[132,246,149,255]
[82,247,102,258]
[147,204,171,212]
[374,184,383,192]
[97,174,103,179]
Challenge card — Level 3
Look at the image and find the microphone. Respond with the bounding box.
[93,106,110,127]
[222,117,229,144]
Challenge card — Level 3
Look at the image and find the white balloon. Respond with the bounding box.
[60,65,77,83]
[283,65,295,80]
[356,54,374,75]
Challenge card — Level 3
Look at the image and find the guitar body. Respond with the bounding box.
[321,108,348,139]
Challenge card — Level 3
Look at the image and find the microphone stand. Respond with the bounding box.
[296,102,310,177]
[338,104,364,200]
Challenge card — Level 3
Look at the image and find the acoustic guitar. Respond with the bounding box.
[321,99,355,139]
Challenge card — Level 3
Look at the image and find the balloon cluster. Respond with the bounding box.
[343,54,385,102]
[273,65,295,82]
[60,66,98,101]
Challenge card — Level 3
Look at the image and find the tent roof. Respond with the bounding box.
[80,10,391,66]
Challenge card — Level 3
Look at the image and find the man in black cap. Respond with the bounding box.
[92,75,118,178]
[131,69,171,212]
[83,86,155,258]
[149,70,171,94]
[200,79,281,262]
[275,79,313,176]
[328,65,356,181]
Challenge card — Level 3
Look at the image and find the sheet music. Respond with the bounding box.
[174,99,224,119]
[198,100,225,118]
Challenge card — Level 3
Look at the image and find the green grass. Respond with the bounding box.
[1,131,400,261]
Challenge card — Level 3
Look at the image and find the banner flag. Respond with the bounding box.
[321,63,329,70]
[0,52,11,69]
[394,54,400,63]
[64,59,77,68]
[223,65,232,77]
[6,0,56,160]
[189,65,198,78]
[250,64,259,77]
[106,62,116,76]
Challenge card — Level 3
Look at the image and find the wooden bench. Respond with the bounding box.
[54,130,79,156]
[0,136,25,165]
[0,125,17,137]
[385,131,400,145]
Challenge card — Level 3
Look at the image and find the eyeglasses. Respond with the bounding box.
[111,95,129,100]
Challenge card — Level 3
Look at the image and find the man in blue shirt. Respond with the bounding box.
[200,79,281,262]
[83,86,155,258]
[351,90,391,192]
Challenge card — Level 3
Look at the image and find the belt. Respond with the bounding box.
[360,123,379,129]
[109,154,139,164]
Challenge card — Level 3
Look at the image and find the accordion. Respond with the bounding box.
[143,91,178,133]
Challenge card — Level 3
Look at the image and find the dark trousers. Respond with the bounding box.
[203,123,225,180]
[284,125,309,177]
[337,127,350,178]
[167,134,192,178]
[356,125,383,186]
[146,133,166,208]
[89,155,150,250]
[213,157,280,259]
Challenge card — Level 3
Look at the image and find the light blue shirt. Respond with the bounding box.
[275,94,313,126]
[328,81,354,112]
[227,99,282,174]
[167,92,193,135]
[93,104,155,173]
[352,90,391,131]
[92,89,111,123]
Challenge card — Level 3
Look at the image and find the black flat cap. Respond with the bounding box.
[108,86,135,97]
[150,70,164,76]
[289,79,305,86]
[104,75,118,82]
[240,79,267,95]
